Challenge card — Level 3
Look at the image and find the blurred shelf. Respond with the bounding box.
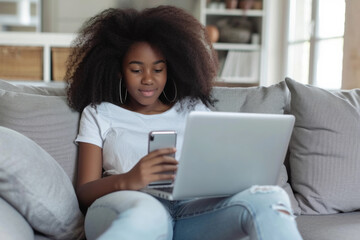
[205,8,263,17]
[0,32,76,82]
[200,0,268,86]
[213,43,261,51]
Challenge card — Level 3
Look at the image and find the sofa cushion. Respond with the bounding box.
[0,80,79,184]
[0,197,34,240]
[296,211,360,240]
[211,81,301,215]
[285,78,360,214]
[0,126,84,240]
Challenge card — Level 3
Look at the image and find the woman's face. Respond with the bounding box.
[122,41,168,113]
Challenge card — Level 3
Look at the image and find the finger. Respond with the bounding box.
[151,173,176,182]
[138,149,177,169]
[147,148,176,158]
[150,156,178,167]
[151,164,178,174]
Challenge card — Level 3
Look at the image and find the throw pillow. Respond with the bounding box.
[0,126,84,240]
[0,197,34,240]
[285,78,360,214]
[211,81,301,215]
[211,80,289,114]
[0,84,79,184]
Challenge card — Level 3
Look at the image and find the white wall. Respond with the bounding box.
[263,0,287,85]
[342,0,360,89]
[43,0,120,33]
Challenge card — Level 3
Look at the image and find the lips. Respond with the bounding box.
[139,89,157,97]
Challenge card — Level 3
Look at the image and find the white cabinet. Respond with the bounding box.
[198,0,268,86]
[0,0,42,32]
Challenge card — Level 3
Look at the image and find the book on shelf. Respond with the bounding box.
[220,50,260,83]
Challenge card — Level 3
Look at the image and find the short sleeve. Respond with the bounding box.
[75,106,108,148]
[194,101,212,112]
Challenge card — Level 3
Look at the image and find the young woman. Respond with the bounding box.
[66,5,302,240]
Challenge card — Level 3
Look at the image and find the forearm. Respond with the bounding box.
[76,174,128,210]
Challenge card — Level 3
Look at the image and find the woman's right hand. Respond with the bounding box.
[123,148,178,190]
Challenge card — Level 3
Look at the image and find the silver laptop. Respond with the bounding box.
[140,111,295,200]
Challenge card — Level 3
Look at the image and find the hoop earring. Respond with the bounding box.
[119,78,127,104]
[162,79,177,103]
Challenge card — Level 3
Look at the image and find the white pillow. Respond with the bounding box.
[0,126,84,240]
[0,197,34,240]
[0,83,80,184]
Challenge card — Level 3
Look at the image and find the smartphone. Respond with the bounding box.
[148,130,177,186]
[148,130,177,157]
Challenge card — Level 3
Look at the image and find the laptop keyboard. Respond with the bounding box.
[154,187,173,193]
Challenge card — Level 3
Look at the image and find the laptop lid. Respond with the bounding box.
[169,111,295,200]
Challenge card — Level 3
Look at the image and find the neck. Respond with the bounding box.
[123,99,173,115]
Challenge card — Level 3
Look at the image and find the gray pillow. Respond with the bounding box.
[0,83,79,184]
[0,197,34,240]
[211,81,301,215]
[211,81,289,114]
[0,127,84,240]
[0,79,65,96]
[285,78,360,214]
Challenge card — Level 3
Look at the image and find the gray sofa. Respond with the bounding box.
[0,78,359,240]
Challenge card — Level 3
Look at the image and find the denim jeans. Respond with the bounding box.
[84,186,302,240]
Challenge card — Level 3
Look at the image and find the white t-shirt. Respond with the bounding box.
[75,98,210,175]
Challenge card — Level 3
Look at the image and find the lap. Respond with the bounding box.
[168,186,293,240]
[169,185,290,220]
[84,186,296,240]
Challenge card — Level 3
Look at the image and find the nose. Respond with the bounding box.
[141,70,153,85]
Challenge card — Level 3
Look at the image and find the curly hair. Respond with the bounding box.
[66,5,219,112]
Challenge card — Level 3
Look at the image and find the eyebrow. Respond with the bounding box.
[128,60,166,65]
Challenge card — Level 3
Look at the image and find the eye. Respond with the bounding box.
[130,69,141,73]
[154,69,163,73]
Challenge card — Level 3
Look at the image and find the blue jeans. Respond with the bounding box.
[84,186,302,240]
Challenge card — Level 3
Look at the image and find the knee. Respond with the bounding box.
[248,185,289,200]
[85,191,171,240]
[121,192,170,226]
[231,185,293,215]
[249,185,293,216]
[89,190,169,223]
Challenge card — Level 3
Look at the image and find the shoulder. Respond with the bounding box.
[81,102,114,121]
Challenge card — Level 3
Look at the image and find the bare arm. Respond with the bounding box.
[76,142,178,210]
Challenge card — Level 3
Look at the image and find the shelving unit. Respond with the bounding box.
[0,0,42,32]
[0,32,75,82]
[199,0,268,86]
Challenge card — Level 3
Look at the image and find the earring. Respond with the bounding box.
[119,78,127,104]
[162,79,177,103]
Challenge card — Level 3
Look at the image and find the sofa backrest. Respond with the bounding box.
[3,78,360,216]
[0,79,290,186]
